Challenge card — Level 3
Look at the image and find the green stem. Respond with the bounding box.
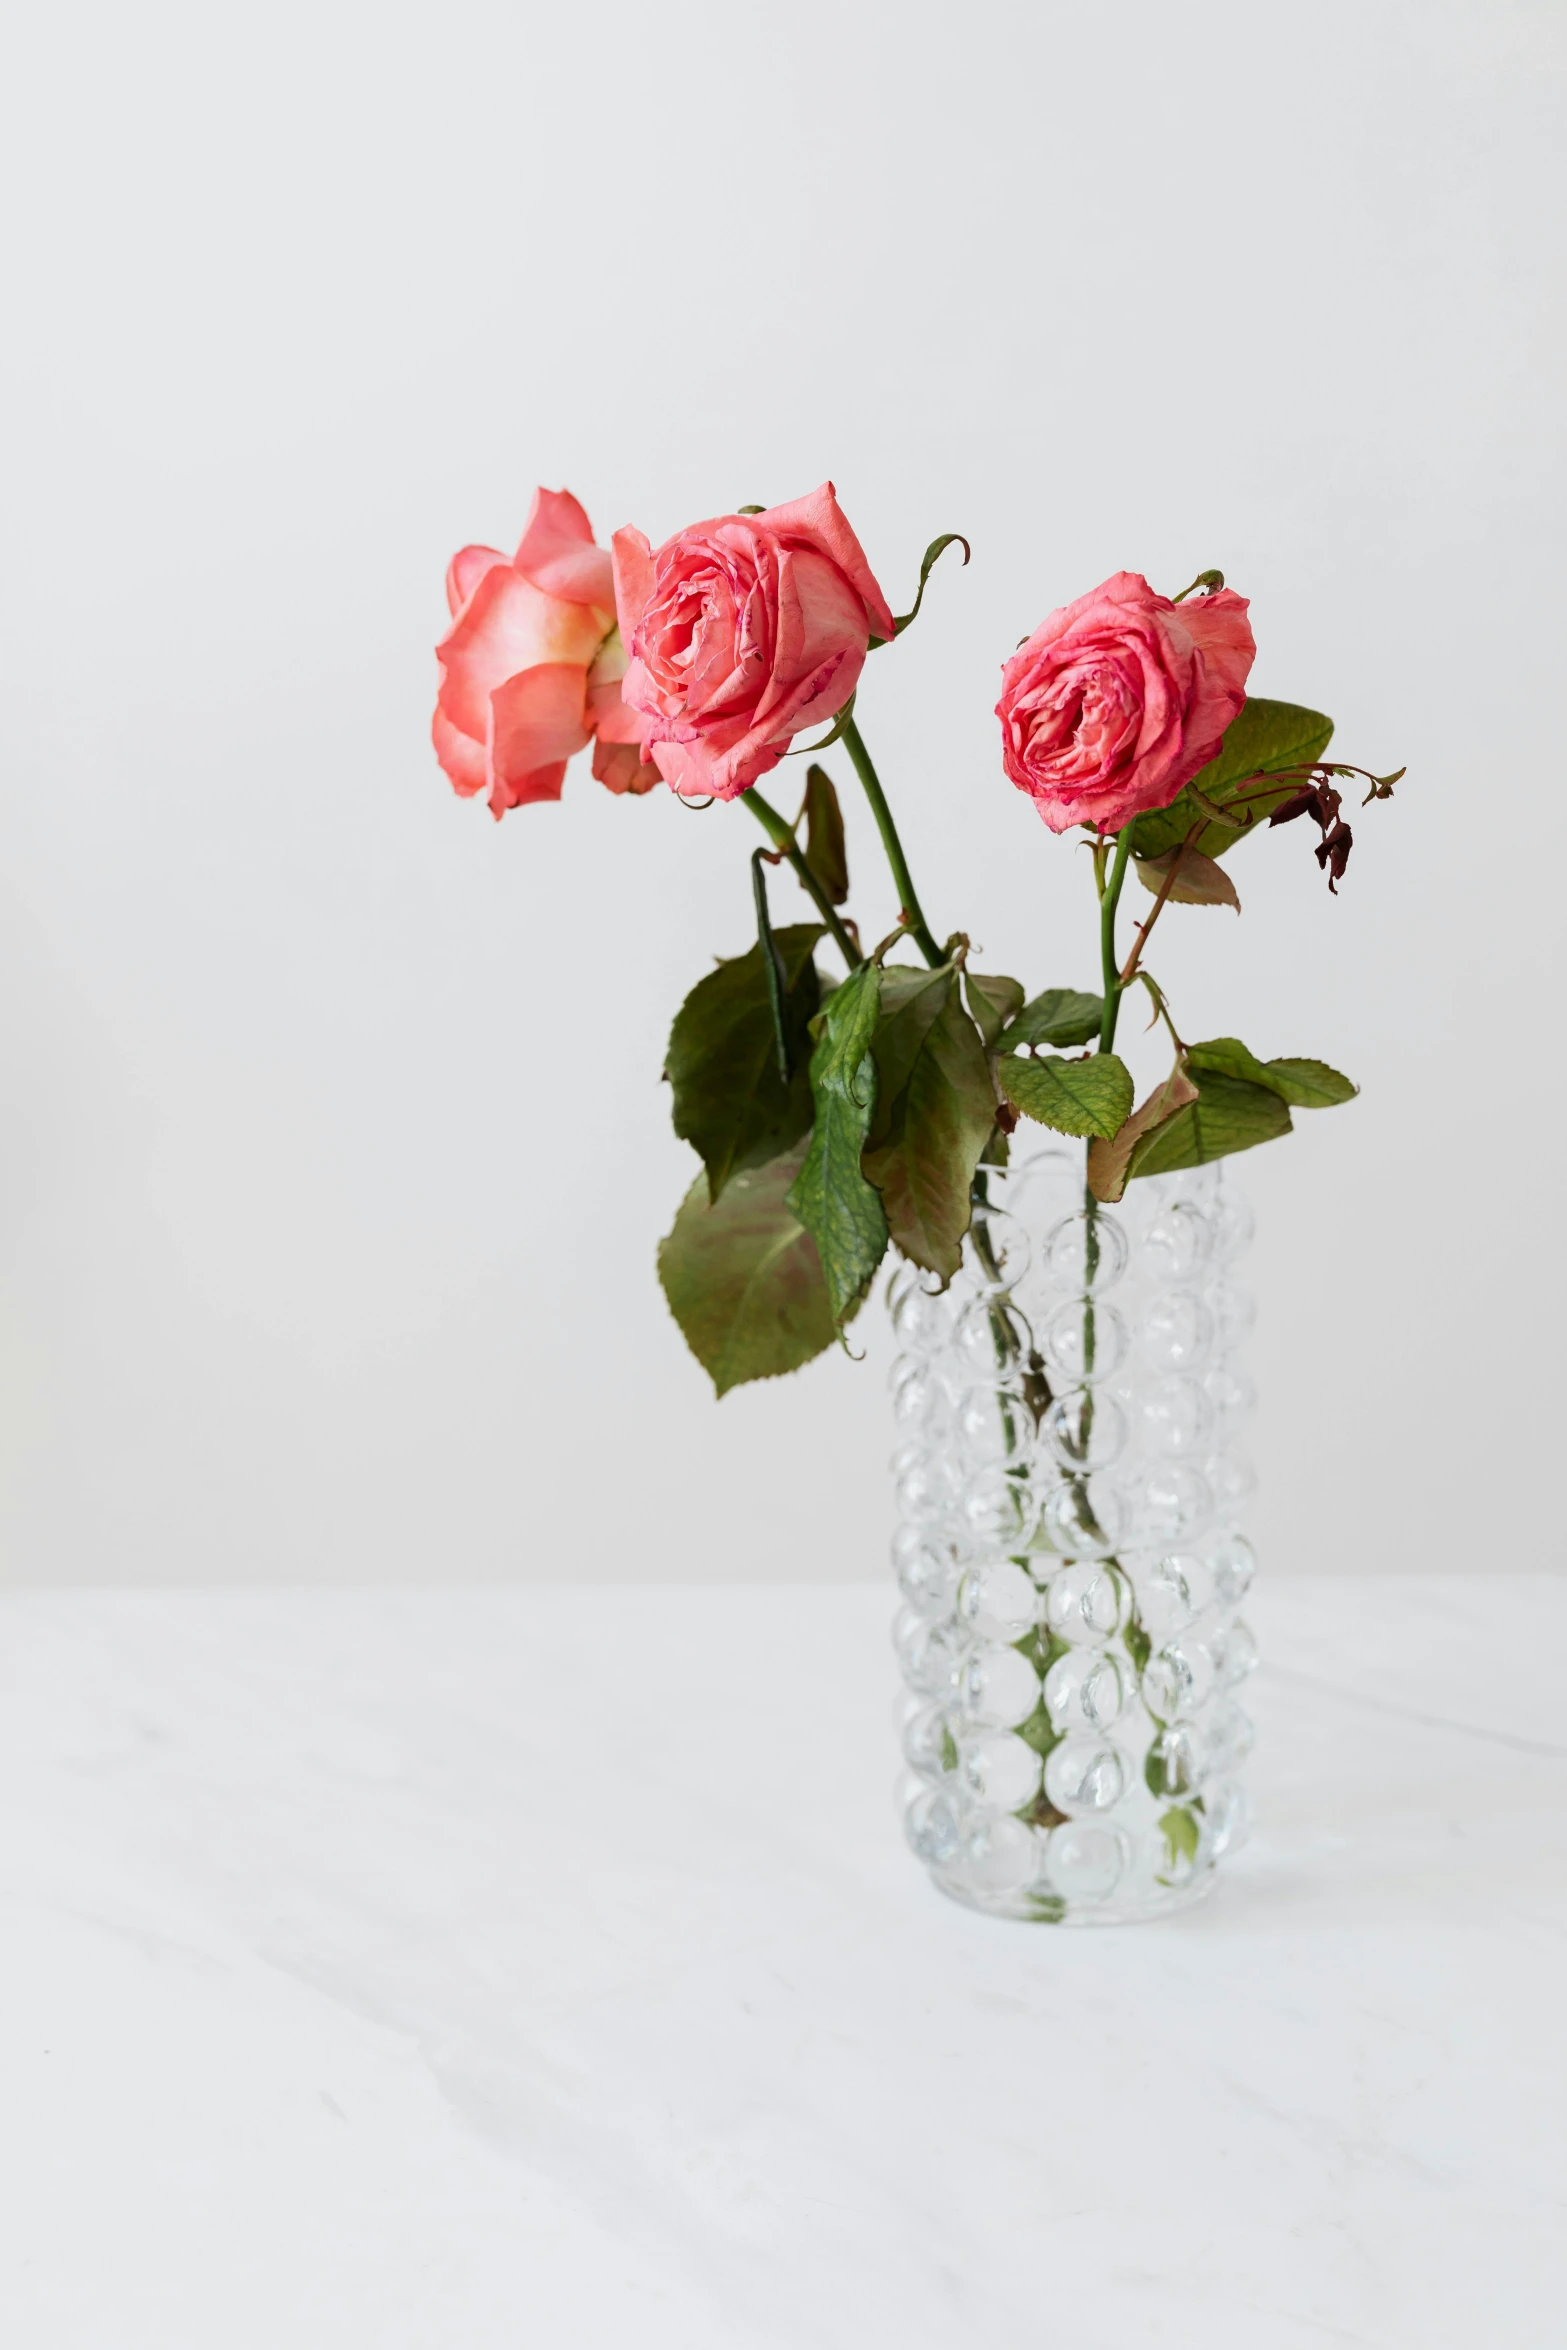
[749,850,792,1081]
[1085,830,1152,1733]
[840,715,943,968]
[1098,828,1133,1052]
[744,790,862,968]
[1082,826,1133,1474]
[1079,1180,1102,1466]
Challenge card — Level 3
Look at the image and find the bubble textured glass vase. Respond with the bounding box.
[890,1150,1259,1924]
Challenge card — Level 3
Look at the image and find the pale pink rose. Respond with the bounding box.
[996,573,1256,834]
[433,488,658,818]
[611,483,895,800]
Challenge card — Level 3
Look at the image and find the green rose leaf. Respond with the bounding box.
[1016,1701,1064,1764]
[657,1139,844,1397]
[1127,697,1335,863]
[996,987,1105,1052]
[800,764,849,906]
[1183,1036,1282,1089]
[999,1051,1134,1141]
[665,924,825,1203]
[1129,1069,1293,1178]
[864,985,996,1282]
[787,960,888,1321]
[1185,1037,1357,1109]
[963,970,1026,1049]
[1157,1804,1203,1878]
[1262,1056,1359,1108]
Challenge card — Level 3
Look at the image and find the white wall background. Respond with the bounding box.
[0,0,1561,1585]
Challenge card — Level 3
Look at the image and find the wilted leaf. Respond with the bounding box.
[1134,847,1241,911]
[1130,1069,1293,1177]
[787,961,888,1321]
[657,1140,842,1397]
[865,989,995,1281]
[963,970,1026,1049]
[996,987,1105,1052]
[864,965,952,1145]
[800,765,849,904]
[1128,698,1335,862]
[665,926,825,1203]
[1186,1038,1357,1108]
[998,1051,1134,1141]
[1087,1064,1200,1203]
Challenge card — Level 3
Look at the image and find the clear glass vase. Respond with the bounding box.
[889,1148,1259,1923]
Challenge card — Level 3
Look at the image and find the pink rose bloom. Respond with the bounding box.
[433,488,658,818]
[611,483,895,800]
[997,572,1256,834]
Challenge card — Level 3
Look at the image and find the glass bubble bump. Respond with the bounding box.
[1043,1209,1130,1295]
[1042,1387,1129,1473]
[957,1557,1041,1643]
[1039,1296,1129,1384]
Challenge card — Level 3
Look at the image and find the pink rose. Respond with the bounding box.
[611,483,895,800]
[996,572,1256,835]
[433,488,658,818]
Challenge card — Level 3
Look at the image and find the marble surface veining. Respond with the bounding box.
[0,1577,1563,2348]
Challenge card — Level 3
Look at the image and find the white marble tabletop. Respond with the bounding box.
[0,1576,1562,2349]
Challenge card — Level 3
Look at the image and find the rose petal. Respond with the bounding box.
[753,546,866,736]
[488,761,568,819]
[487,662,591,816]
[755,480,895,641]
[489,661,592,769]
[586,624,630,692]
[611,528,657,654]
[513,487,616,612]
[587,671,649,746]
[592,735,662,795]
[444,544,506,618]
[1166,589,1255,770]
[432,706,487,798]
[647,734,757,801]
[436,564,605,741]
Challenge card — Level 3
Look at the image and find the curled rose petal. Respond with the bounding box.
[487,662,592,817]
[445,544,506,618]
[432,706,487,799]
[513,488,616,610]
[592,735,662,796]
[751,482,896,642]
[587,642,659,796]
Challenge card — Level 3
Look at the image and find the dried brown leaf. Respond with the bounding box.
[1086,1064,1200,1203]
[1134,849,1241,912]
